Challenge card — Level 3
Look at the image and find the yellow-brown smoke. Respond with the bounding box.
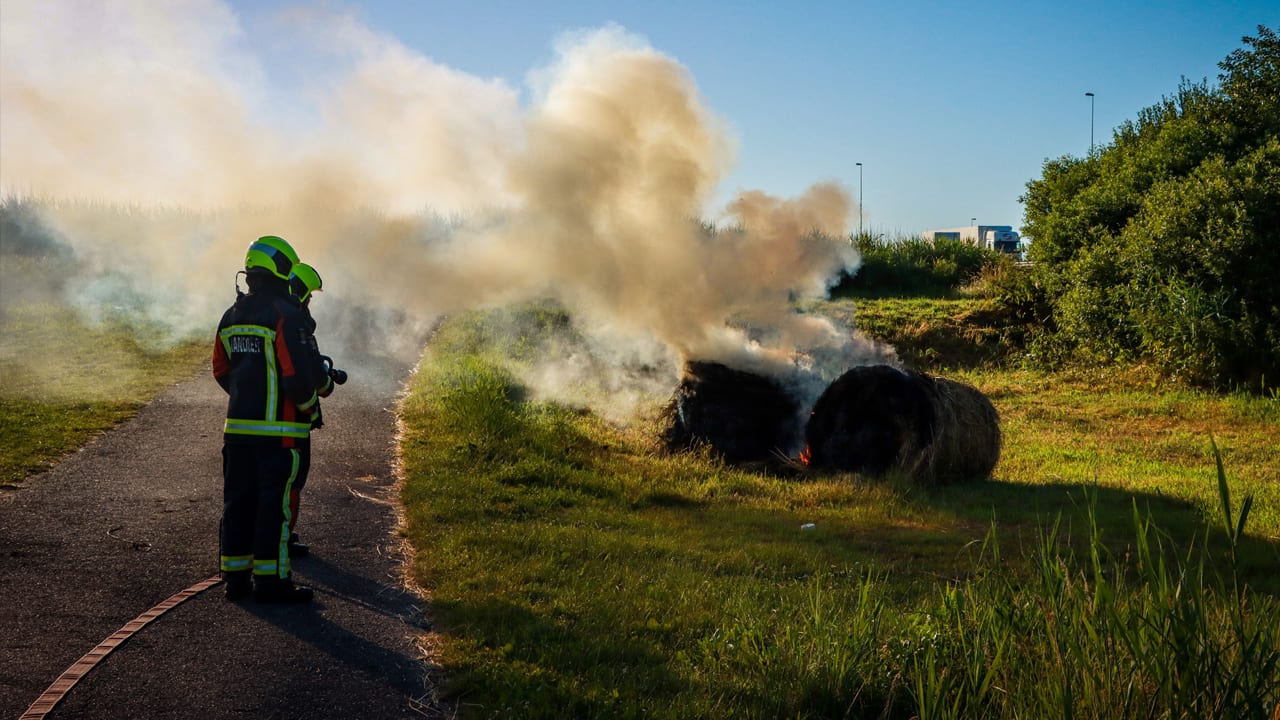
[1,2,878,416]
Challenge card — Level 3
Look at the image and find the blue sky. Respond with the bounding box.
[229,1,1274,236]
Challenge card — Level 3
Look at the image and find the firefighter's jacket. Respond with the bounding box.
[212,282,328,448]
[298,303,333,429]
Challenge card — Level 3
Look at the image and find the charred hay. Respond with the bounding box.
[804,365,1000,485]
[660,361,801,464]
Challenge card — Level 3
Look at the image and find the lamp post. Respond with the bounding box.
[1085,92,1095,152]
[856,162,863,238]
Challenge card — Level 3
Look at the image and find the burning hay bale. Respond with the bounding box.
[661,361,801,464]
[803,365,1000,485]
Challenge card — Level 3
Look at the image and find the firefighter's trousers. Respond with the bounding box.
[220,444,300,580]
[289,446,311,533]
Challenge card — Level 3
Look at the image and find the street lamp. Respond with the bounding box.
[1085,92,1095,152]
[855,162,863,238]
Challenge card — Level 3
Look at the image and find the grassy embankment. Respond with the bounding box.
[0,294,206,486]
[398,300,1279,719]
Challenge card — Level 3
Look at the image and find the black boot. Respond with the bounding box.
[288,531,310,558]
[224,571,252,601]
[253,575,314,604]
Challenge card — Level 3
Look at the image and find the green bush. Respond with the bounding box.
[1013,26,1280,390]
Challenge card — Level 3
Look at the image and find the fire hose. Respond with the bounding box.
[21,575,224,719]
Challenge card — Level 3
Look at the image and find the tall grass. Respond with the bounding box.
[834,234,1006,298]
[399,312,1280,719]
[907,480,1277,719]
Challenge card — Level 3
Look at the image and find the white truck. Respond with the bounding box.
[922,225,1022,255]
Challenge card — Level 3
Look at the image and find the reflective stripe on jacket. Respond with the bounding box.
[212,281,326,447]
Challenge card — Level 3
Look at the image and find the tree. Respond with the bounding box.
[1012,26,1279,390]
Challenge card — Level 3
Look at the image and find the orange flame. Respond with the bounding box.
[799,445,812,466]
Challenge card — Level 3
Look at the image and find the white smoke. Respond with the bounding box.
[0,1,877,418]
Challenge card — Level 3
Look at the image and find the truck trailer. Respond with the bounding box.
[922,225,1022,255]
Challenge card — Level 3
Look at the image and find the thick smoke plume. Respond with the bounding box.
[1,1,881,417]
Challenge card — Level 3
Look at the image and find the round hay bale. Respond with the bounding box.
[804,365,1000,484]
[661,361,801,464]
[917,372,1002,484]
[803,365,934,475]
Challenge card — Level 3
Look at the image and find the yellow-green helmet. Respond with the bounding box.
[245,235,298,281]
[288,262,323,303]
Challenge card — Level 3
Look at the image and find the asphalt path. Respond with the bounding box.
[0,354,440,719]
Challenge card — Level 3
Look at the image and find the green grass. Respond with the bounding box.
[399,307,1280,719]
[0,303,206,484]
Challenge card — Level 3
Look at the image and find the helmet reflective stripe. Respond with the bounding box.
[224,419,312,438]
[246,242,294,280]
[220,555,253,572]
[245,235,299,281]
[218,325,279,422]
[254,235,299,264]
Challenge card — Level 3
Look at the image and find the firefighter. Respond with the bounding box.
[283,261,335,558]
[212,235,330,603]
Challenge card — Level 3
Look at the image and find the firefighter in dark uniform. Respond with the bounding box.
[212,235,332,603]
[282,261,338,558]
